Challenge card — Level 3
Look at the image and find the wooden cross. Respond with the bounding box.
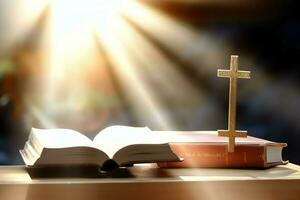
[217,55,251,152]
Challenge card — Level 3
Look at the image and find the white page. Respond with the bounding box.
[93,126,164,158]
[32,128,93,149]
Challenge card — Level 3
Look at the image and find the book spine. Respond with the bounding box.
[158,143,266,168]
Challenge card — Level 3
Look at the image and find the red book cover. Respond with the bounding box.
[156,131,287,168]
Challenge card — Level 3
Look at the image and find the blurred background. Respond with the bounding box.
[0,0,299,164]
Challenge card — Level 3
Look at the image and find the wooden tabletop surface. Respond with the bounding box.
[0,163,299,200]
[0,163,299,184]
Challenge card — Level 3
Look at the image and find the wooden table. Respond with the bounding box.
[0,163,299,200]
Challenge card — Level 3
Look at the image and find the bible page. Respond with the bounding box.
[93,126,165,158]
[32,128,93,149]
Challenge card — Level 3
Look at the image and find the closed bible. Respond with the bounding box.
[157,131,287,168]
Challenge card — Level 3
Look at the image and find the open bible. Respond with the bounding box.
[20,126,181,171]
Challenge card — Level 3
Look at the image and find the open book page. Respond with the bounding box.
[93,126,165,158]
[32,128,93,149]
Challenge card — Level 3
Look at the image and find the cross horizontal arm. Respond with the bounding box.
[218,130,248,137]
[217,69,231,78]
[237,71,251,79]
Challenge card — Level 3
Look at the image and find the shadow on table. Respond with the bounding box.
[27,165,178,179]
[27,164,299,179]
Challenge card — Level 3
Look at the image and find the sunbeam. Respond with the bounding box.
[34,0,124,130]
[94,14,176,130]
[120,0,227,74]
[19,0,226,131]
[0,0,49,54]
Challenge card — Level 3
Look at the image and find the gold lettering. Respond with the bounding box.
[176,152,225,158]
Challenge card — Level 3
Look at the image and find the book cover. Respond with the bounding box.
[157,131,288,168]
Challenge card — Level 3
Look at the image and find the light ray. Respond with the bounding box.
[20,0,228,132]
[120,0,227,73]
[0,0,49,54]
[111,14,203,106]
[99,11,211,130]
[40,0,121,128]
[94,12,177,130]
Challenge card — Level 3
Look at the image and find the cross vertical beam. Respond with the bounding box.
[217,55,251,152]
[228,55,239,132]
